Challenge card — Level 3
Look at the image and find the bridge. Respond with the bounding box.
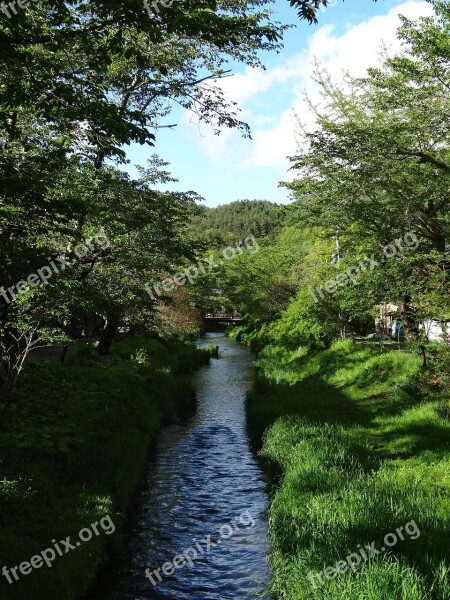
[203,312,243,324]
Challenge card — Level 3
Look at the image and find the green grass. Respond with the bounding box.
[203,343,220,358]
[0,334,212,600]
[247,340,450,600]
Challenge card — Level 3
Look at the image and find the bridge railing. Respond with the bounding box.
[204,312,241,319]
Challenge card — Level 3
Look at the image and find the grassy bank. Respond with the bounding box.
[247,339,450,599]
[0,335,214,600]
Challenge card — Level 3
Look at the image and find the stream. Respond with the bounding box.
[103,331,271,600]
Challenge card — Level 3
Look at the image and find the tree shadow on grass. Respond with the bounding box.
[247,374,372,451]
[247,373,450,466]
[375,420,450,457]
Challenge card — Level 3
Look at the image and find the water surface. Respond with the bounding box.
[105,332,270,600]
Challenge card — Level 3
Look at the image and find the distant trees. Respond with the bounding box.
[201,2,450,352]
[187,200,283,246]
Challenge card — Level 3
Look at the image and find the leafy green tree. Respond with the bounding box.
[283,0,450,340]
[215,225,309,323]
[0,0,287,396]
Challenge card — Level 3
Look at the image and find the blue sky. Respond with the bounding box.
[123,0,432,207]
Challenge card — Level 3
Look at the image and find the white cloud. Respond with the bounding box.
[242,0,433,170]
[215,60,301,107]
[180,59,300,164]
[184,0,433,173]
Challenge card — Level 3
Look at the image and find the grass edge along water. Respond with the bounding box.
[246,338,450,600]
[0,334,216,600]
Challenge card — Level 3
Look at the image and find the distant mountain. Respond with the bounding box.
[187,200,282,246]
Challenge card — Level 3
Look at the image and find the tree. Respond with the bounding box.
[216,224,309,324]
[290,0,377,24]
[283,0,450,339]
[0,0,288,396]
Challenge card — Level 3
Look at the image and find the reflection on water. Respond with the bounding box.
[104,332,271,600]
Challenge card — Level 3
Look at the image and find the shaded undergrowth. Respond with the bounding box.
[0,335,214,600]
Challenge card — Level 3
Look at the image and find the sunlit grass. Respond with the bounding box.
[248,340,450,600]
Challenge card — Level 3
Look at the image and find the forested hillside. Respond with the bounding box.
[187,200,282,246]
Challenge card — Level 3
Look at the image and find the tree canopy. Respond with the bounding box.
[0,0,288,395]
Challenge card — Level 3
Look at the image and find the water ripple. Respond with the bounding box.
[103,332,270,600]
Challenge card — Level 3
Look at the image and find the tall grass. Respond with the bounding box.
[248,340,450,600]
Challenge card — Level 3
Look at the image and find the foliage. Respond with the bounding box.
[204,343,220,358]
[0,0,290,395]
[217,2,450,355]
[290,0,378,24]
[0,335,210,600]
[187,200,283,247]
[282,0,450,342]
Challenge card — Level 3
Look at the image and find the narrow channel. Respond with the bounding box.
[103,331,271,600]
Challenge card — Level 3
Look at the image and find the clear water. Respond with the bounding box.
[104,332,271,600]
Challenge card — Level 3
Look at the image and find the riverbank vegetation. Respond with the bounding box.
[0,335,214,600]
[246,339,450,599]
[199,3,450,598]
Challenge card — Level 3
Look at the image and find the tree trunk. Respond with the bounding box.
[60,344,69,365]
[419,344,428,370]
[0,364,20,398]
[0,327,31,399]
[97,311,120,356]
[0,298,23,398]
